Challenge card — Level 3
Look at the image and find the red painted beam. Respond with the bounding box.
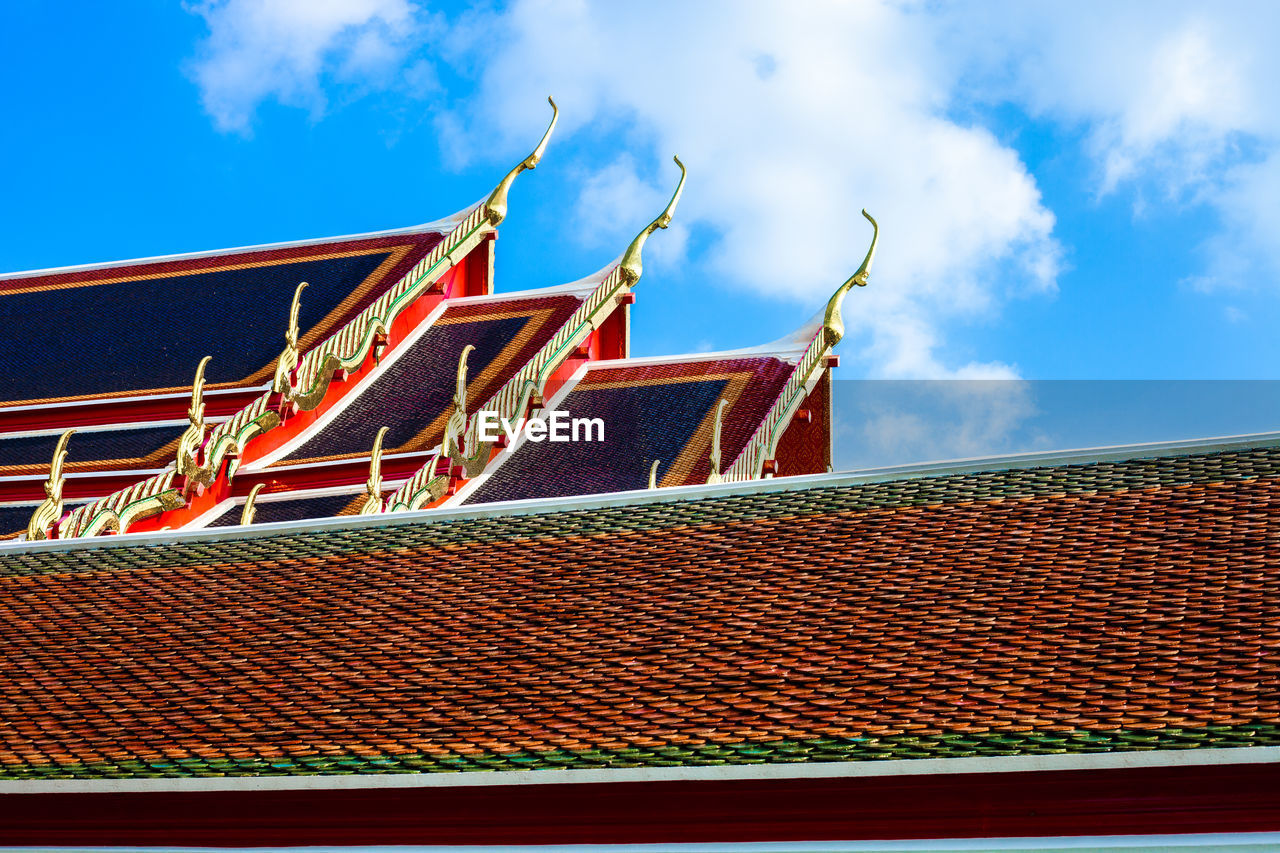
[0,761,1276,847]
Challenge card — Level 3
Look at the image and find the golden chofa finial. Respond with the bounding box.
[359,426,391,515]
[485,96,559,226]
[823,209,878,348]
[619,155,686,287]
[240,482,266,526]
[454,344,475,410]
[706,398,731,485]
[443,344,475,461]
[273,281,308,394]
[177,356,212,478]
[26,429,74,540]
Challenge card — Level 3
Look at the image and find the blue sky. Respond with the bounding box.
[4,2,1280,460]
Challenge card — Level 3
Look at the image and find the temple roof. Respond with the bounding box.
[0,222,453,407]
[262,288,589,468]
[461,349,813,504]
[1,433,1276,779]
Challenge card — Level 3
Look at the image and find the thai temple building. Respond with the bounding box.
[0,101,1277,848]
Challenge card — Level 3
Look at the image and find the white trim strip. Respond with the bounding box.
[0,418,217,441]
[0,218,461,282]
[1,745,1275,795]
[3,430,1278,556]
[447,276,605,305]
[184,480,409,530]
[0,383,263,416]
[585,344,807,371]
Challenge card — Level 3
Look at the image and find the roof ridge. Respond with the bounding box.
[7,429,1279,557]
[0,216,468,282]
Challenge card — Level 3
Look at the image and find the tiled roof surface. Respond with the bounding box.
[466,356,794,504]
[0,506,41,541]
[0,424,184,478]
[277,296,581,465]
[0,443,1277,779]
[0,231,443,406]
[1,502,93,542]
[205,493,365,528]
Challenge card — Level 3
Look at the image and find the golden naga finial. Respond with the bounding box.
[484,96,559,226]
[443,344,489,477]
[648,459,661,490]
[26,429,74,540]
[359,426,391,515]
[273,281,309,394]
[443,344,475,460]
[454,344,475,410]
[240,482,266,526]
[823,209,878,348]
[706,398,731,484]
[176,356,212,477]
[619,155,686,286]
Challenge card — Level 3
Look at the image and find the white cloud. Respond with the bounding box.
[187,0,419,133]
[946,4,1260,180]
[835,380,1045,469]
[183,0,1280,378]
[945,2,1280,288]
[440,0,1061,379]
[571,154,688,266]
[183,0,1062,378]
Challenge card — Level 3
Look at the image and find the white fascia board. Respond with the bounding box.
[4,430,1279,557]
[255,449,436,476]
[1,418,222,441]
[0,217,464,282]
[185,479,410,530]
[589,335,814,370]
[0,384,266,418]
[451,277,604,305]
[602,314,821,370]
[1,745,1275,795]
[248,480,406,503]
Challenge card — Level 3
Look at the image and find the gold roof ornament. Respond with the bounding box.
[823,209,878,348]
[176,356,212,479]
[272,281,309,394]
[26,429,75,541]
[648,459,661,490]
[443,344,489,477]
[385,446,449,512]
[443,344,476,461]
[706,398,731,484]
[618,155,686,286]
[359,426,391,515]
[484,96,559,227]
[454,344,475,412]
[239,482,266,526]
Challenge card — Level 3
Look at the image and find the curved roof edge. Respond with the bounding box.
[5,429,1278,557]
[0,744,1273,795]
[0,207,473,282]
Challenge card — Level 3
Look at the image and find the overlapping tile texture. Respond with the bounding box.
[0,425,184,477]
[277,296,581,465]
[467,356,793,503]
[1,443,1278,779]
[0,230,445,406]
